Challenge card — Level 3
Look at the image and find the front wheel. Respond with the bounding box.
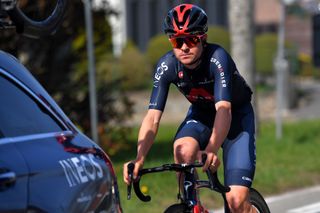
[164,203,192,213]
[249,188,270,213]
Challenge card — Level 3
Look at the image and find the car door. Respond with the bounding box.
[0,143,29,212]
[0,70,72,212]
[0,69,112,212]
[12,133,112,213]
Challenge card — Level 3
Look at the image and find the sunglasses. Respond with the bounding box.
[169,35,205,49]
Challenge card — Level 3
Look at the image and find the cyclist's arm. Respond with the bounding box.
[138,58,172,162]
[136,109,162,164]
[202,101,231,171]
[208,101,231,154]
[123,109,163,185]
[204,47,232,170]
[124,56,173,184]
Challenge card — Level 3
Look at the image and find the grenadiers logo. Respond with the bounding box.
[210,57,227,88]
[210,57,223,70]
[153,62,168,87]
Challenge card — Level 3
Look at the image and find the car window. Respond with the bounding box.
[0,74,65,138]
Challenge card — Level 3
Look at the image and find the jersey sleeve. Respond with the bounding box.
[148,56,174,111]
[210,47,232,103]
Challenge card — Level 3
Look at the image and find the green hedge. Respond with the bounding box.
[118,41,152,90]
[207,25,230,52]
[255,33,278,75]
[146,34,172,68]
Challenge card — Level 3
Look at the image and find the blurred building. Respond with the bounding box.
[107,0,313,57]
[108,0,227,55]
[255,0,313,56]
[255,0,281,34]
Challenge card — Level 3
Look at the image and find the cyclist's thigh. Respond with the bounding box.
[223,103,256,188]
[174,119,212,151]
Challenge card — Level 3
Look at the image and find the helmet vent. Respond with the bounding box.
[179,5,186,13]
[182,10,190,25]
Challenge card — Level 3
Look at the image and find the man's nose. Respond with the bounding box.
[180,43,190,52]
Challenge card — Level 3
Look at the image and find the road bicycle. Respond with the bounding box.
[0,0,67,37]
[127,155,270,213]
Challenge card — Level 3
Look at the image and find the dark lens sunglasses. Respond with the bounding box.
[169,35,204,48]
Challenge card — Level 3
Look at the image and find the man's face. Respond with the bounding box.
[170,34,205,68]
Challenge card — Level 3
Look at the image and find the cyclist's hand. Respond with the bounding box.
[123,160,144,185]
[200,151,220,172]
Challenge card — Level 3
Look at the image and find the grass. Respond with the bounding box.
[110,119,320,213]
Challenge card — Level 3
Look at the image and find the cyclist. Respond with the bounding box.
[124,4,256,213]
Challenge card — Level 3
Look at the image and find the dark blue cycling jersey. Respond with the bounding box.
[149,43,252,112]
[148,43,256,187]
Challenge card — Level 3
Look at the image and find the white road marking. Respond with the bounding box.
[265,185,320,204]
[211,186,320,213]
[287,202,320,213]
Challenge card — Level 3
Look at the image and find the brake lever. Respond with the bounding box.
[127,163,135,200]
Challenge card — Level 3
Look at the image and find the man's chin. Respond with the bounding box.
[180,58,195,65]
[181,58,201,67]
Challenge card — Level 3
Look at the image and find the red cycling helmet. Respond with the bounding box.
[163,4,208,37]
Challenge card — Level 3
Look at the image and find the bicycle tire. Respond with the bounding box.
[7,0,68,38]
[249,188,270,213]
[164,203,192,213]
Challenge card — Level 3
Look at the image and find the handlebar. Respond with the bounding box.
[1,0,68,38]
[127,156,230,202]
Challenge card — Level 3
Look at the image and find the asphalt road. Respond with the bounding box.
[288,78,320,121]
[266,185,320,213]
[212,185,320,213]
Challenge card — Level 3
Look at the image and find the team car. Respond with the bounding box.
[0,0,122,212]
[0,49,122,213]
